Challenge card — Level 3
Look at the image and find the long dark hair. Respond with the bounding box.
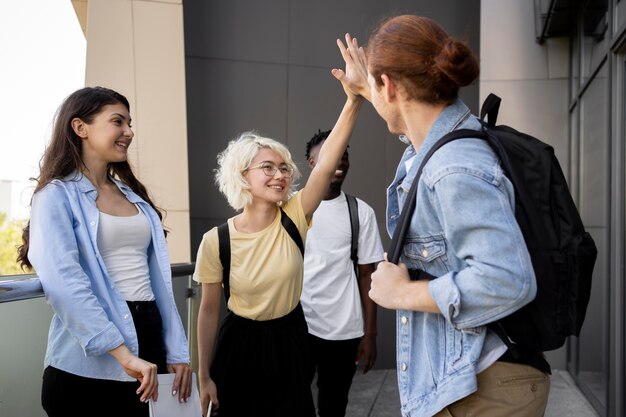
[17,86,165,270]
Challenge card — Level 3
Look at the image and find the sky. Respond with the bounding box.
[0,0,86,217]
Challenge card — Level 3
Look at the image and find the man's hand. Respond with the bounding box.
[370,253,441,313]
[355,333,377,373]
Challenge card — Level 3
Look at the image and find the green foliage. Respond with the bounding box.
[0,212,27,276]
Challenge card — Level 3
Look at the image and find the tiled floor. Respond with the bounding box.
[312,369,599,417]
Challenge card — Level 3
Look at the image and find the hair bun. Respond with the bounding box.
[432,38,479,88]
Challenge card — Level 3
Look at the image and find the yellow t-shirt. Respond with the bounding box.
[193,192,309,320]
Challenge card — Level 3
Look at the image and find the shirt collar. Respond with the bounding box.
[65,171,135,199]
[402,98,472,185]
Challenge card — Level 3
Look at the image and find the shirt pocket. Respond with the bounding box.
[402,235,449,276]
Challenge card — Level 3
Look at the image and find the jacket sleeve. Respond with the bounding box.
[28,184,125,356]
[427,170,536,330]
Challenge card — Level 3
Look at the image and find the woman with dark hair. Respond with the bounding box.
[17,86,192,416]
[334,15,550,417]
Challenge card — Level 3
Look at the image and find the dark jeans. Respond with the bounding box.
[42,366,146,417]
[307,333,361,417]
[41,300,167,417]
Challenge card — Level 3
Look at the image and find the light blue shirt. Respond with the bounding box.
[28,172,189,381]
[386,99,536,416]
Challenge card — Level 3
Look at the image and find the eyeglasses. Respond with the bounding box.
[247,163,295,178]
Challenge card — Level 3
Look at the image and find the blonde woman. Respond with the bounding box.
[194,39,365,417]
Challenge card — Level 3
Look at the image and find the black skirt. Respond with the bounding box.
[210,303,315,417]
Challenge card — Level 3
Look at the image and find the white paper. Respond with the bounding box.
[149,372,202,417]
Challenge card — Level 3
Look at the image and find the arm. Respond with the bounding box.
[300,98,362,220]
[356,263,377,373]
[300,34,369,220]
[29,185,162,399]
[109,344,159,402]
[372,170,535,328]
[426,172,536,329]
[197,283,222,416]
[144,240,192,403]
[332,33,371,102]
[28,184,127,355]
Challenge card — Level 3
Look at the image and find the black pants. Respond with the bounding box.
[307,334,361,417]
[210,303,315,417]
[41,300,167,417]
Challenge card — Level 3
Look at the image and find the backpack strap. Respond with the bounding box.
[480,93,501,128]
[387,132,479,264]
[345,193,360,278]
[217,209,304,303]
[386,126,551,372]
[217,222,232,301]
[280,208,304,256]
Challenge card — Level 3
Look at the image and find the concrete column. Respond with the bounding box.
[77,0,190,263]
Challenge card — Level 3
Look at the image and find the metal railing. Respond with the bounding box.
[0,263,196,304]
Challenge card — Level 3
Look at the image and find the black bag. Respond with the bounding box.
[388,93,597,354]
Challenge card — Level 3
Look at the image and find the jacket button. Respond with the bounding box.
[530,383,537,392]
[123,314,130,320]
[422,248,428,257]
[401,316,408,325]
[401,363,407,371]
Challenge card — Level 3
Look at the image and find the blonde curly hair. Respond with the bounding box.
[215,132,301,210]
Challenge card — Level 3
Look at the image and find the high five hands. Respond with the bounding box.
[332,33,371,101]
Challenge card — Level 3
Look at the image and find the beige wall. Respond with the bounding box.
[480,0,570,369]
[480,0,570,176]
[77,0,190,262]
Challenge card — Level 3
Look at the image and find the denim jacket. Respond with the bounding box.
[387,99,536,416]
[28,172,189,381]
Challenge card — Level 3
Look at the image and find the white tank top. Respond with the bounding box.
[97,206,154,301]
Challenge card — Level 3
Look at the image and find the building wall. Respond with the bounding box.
[4,1,624,416]
[0,3,191,416]
[480,0,571,370]
[183,0,480,370]
[480,1,571,173]
[81,0,191,263]
[567,2,625,415]
[482,1,626,416]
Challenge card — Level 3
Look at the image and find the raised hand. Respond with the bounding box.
[332,33,371,101]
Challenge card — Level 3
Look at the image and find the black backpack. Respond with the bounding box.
[218,196,360,301]
[388,93,598,355]
[218,209,304,302]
